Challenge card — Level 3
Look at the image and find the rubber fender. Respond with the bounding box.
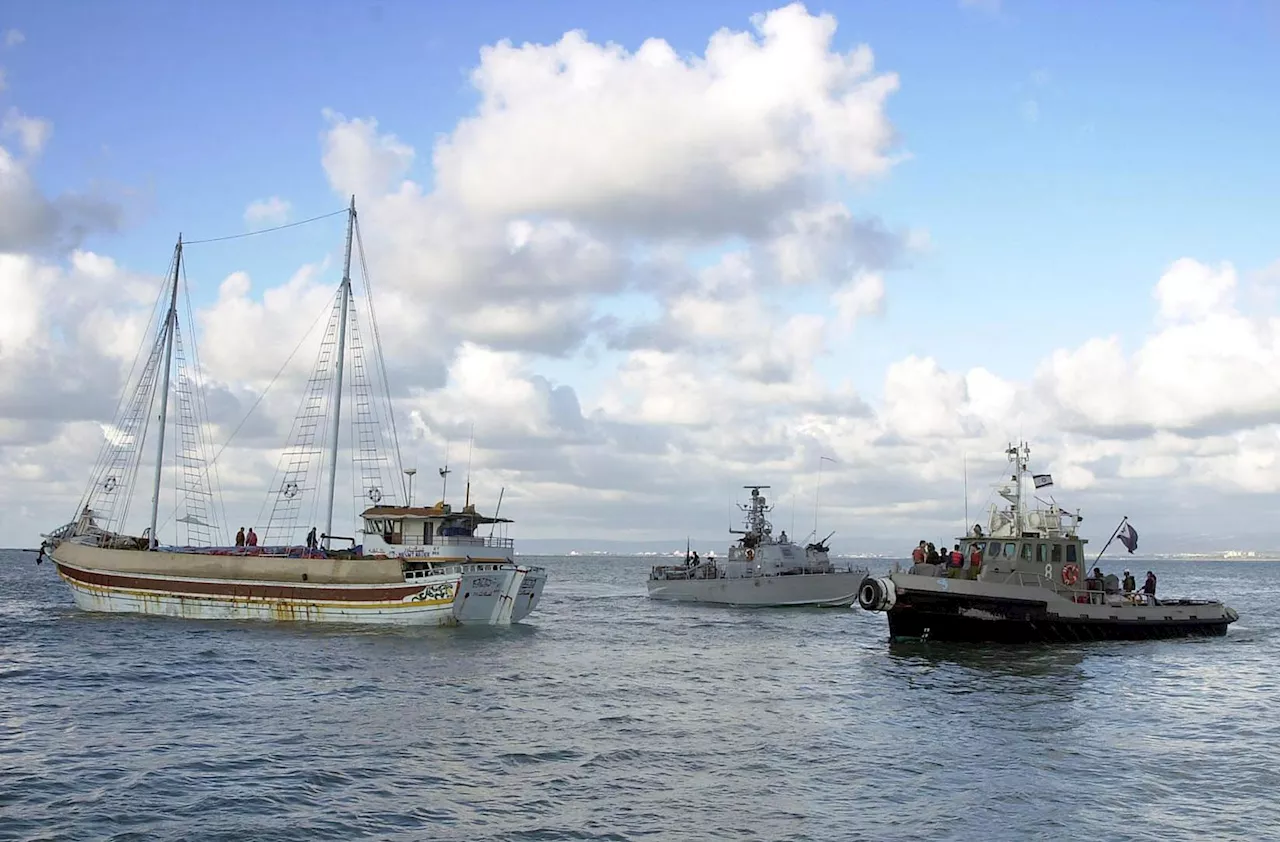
[857,576,896,612]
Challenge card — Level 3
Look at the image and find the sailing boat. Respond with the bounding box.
[39,198,548,625]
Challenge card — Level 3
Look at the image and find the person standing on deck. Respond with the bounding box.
[247,527,258,547]
[968,544,984,579]
[235,527,245,548]
[1142,571,1157,603]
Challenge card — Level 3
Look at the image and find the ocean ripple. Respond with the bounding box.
[1,552,1278,840]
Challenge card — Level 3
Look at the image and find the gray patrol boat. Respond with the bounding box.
[648,486,869,607]
[857,443,1239,643]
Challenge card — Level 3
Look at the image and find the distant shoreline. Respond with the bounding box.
[504,547,1280,560]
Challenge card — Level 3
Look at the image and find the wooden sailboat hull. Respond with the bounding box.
[50,543,544,626]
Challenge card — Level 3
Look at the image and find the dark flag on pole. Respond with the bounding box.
[1117,522,1139,554]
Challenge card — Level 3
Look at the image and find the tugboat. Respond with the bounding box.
[647,486,869,607]
[856,443,1239,643]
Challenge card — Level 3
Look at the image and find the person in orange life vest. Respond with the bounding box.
[968,544,983,578]
[949,544,964,567]
[911,541,926,564]
[247,527,259,547]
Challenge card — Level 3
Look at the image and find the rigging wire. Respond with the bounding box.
[302,293,343,544]
[98,205,395,543]
[180,256,229,545]
[156,291,337,538]
[353,214,407,499]
[182,208,349,246]
[75,247,176,523]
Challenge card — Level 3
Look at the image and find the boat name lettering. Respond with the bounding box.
[411,583,455,602]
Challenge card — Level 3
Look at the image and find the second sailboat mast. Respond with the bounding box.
[322,196,356,550]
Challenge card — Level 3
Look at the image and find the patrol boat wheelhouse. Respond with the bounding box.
[40,198,547,626]
[648,486,869,607]
[856,443,1238,643]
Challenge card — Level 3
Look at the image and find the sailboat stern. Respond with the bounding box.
[510,566,548,622]
[450,564,546,625]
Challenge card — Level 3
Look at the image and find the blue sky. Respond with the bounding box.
[9,0,1278,401]
[5,0,1280,549]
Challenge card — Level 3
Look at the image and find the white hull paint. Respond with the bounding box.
[646,571,866,607]
[62,573,457,624]
[53,553,545,626]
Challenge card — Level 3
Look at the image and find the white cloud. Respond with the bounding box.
[243,196,292,226]
[321,110,414,197]
[433,2,901,237]
[1154,257,1236,321]
[1038,258,1280,437]
[3,108,52,157]
[4,5,1280,555]
[0,120,120,252]
[3,29,23,48]
[832,272,885,329]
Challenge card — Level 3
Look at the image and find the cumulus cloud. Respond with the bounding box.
[243,196,292,226]
[1038,258,1280,438]
[3,29,22,48]
[0,107,121,254]
[4,4,1280,554]
[3,108,52,156]
[433,2,901,238]
[321,110,414,197]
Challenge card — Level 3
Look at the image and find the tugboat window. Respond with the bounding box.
[1051,544,1063,564]
[1003,542,1016,557]
[1036,543,1049,563]
[987,543,1001,559]
[1020,543,1032,561]
[1066,544,1078,563]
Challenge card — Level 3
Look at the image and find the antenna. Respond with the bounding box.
[439,439,450,505]
[963,452,969,536]
[404,467,416,507]
[464,422,474,509]
[488,486,505,537]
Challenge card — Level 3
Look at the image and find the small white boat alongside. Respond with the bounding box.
[647,486,868,607]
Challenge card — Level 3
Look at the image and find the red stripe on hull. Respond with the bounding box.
[56,563,424,603]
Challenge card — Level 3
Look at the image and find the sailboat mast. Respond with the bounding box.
[147,236,183,550]
[322,196,356,551]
